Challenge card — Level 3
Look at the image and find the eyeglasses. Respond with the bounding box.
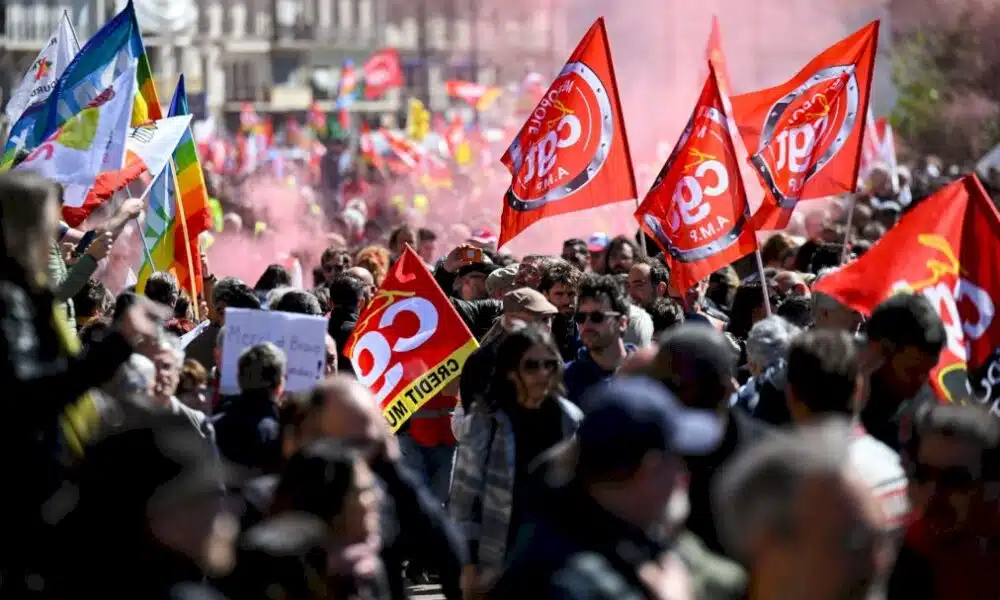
[907,461,978,489]
[521,358,560,373]
[574,310,620,325]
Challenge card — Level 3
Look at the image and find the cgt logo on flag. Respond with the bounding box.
[814,175,1000,408]
[505,62,611,211]
[750,67,860,209]
[637,62,756,294]
[732,20,879,230]
[498,17,637,249]
[345,247,478,432]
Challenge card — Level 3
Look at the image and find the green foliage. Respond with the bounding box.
[889,32,943,153]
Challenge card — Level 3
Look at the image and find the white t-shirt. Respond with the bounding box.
[849,426,910,531]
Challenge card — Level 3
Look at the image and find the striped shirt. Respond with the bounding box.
[849,425,910,532]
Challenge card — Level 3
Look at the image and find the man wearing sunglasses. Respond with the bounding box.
[564,275,635,405]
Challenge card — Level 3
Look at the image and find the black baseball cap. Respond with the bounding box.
[541,376,722,486]
[651,324,739,403]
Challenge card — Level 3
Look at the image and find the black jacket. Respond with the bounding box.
[0,265,132,587]
[459,333,502,412]
[684,410,772,559]
[432,260,503,340]
[210,390,282,473]
[328,309,359,377]
[372,456,466,600]
[491,480,669,600]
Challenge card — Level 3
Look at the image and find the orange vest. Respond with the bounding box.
[407,393,457,447]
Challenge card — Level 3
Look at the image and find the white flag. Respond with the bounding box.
[62,114,193,208]
[14,65,136,187]
[4,12,80,123]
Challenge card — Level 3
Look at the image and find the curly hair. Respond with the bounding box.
[354,245,391,286]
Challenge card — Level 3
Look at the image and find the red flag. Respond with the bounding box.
[814,175,1000,407]
[499,17,637,249]
[359,122,384,170]
[362,48,404,99]
[635,62,757,294]
[344,247,479,432]
[732,21,879,230]
[706,15,733,98]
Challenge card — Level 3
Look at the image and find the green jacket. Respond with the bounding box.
[47,242,98,333]
[675,530,747,600]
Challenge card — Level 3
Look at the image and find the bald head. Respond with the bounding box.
[303,376,385,448]
[346,266,375,288]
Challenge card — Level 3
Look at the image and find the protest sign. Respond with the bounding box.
[219,308,328,395]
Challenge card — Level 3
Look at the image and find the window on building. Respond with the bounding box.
[226,60,260,102]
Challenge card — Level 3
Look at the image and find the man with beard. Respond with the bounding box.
[860,294,946,451]
[603,235,640,275]
[564,275,635,404]
[560,238,590,272]
[539,261,583,362]
[627,256,670,310]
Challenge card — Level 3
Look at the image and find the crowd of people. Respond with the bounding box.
[1,138,999,600]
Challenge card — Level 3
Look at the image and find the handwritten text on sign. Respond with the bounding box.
[219,308,328,395]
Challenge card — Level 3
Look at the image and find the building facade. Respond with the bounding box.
[1,0,565,131]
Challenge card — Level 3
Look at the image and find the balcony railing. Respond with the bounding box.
[4,2,74,45]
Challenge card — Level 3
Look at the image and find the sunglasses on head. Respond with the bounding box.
[574,310,619,325]
[908,461,978,489]
[522,358,559,373]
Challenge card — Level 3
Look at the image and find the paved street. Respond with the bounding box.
[407,583,445,599]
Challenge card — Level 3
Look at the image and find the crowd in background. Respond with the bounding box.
[1,130,999,600]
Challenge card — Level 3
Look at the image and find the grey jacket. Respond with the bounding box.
[449,397,582,577]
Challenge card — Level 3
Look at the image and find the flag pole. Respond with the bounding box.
[753,248,772,316]
[169,159,200,321]
[131,183,156,271]
[840,195,857,264]
[633,198,649,256]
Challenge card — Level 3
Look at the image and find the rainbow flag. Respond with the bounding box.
[137,74,211,296]
[2,0,161,168]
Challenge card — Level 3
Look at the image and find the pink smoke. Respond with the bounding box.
[205,0,881,281]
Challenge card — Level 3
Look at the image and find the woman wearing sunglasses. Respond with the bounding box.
[449,323,582,599]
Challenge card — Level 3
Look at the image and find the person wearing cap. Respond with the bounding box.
[467,226,498,251]
[457,288,559,417]
[644,324,772,561]
[587,232,610,273]
[490,376,726,600]
[486,264,519,300]
[563,275,637,405]
[451,325,582,598]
